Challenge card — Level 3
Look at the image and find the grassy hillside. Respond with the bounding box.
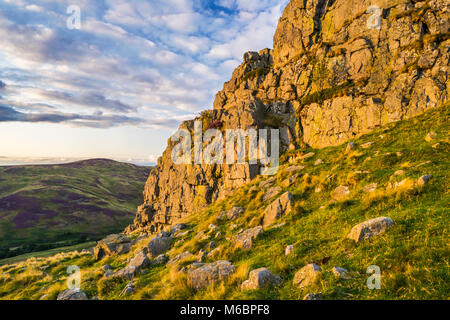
[0,105,448,300]
[0,159,150,258]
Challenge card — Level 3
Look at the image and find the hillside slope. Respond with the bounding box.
[0,159,150,258]
[0,105,447,300]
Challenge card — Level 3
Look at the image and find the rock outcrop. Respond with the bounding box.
[126,0,449,235]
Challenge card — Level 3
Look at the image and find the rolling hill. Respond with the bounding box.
[0,159,150,258]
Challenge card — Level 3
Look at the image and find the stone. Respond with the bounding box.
[285,165,305,173]
[167,252,194,266]
[57,288,88,300]
[363,183,377,193]
[93,234,131,260]
[285,245,294,255]
[128,248,151,270]
[331,186,350,201]
[425,131,437,142]
[227,207,245,220]
[101,264,112,272]
[281,173,301,188]
[346,142,356,153]
[293,264,322,288]
[187,261,236,290]
[119,282,135,297]
[113,266,137,280]
[171,223,187,233]
[418,175,432,186]
[262,186,282,202]
[347,217,394,243]
[147,235,172,257]
[152,254,169,266]
[241,268,281,290]
[259,177,276,189]
[263,192,293,228]
[233,226,264,249]
[303,293,321,300]
[332,267,350,279]
[314,159,324,166]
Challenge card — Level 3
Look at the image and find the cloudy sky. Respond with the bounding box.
[0,0,288,165]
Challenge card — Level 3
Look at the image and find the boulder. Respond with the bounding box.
[241,268,281,290]
[93,234,131,260]
[152,254,169,266]
[331,186,350,201]
[128,248,151,269]
[418,175,432,186]
[263,192,293,228]
[113,266,137,281]
[147,235,172,257]
[281,173,301,188]
[293,264,322,288]
[332,267,350,279]
[263,186,282,202]
[285,245,294,255]
[347,217,394,243]
[187,261,236,290]
[57,288,88,300]
[303,293,321,300]
[227,207,245,220]
[167,252,195,267]
[233,226,263,249]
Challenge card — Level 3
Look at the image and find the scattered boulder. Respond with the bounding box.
[347,217,394,243]
[363,183,378,193]
[147,235,172,257]
[285,245,294,256]
[171,223,187,233]
[418,175,432,186]
[425,131,437,142]
[241,268,281,290]
[226,207,245,220]
[128,248,151,270]
[303,293,321,300]
[314,159,324,166]
[301,152,315,160]
[119,282,135,297]
[187,261,236,290]
[233,226,263,249]
[57,288,88,300]
[113,266,137,281]
[361,141,374,149]
[285,165,305,173]
[263,186,282,202]
[293,264,322,288]
[152,254,169,266]
[93,234,131,260]
[345,142,356,153]
[167,252,195,267]
[281,173,301,188]
[332,267,350,279]
[331,186,350,201]
[263,192,293,228]
[259,177,276,189]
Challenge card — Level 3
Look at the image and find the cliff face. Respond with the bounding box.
[126,0,449,234]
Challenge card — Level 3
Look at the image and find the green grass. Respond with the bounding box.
[0,105,448,300]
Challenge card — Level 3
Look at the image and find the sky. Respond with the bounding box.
[0,0,288,165]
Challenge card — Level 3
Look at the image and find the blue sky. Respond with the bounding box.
[0,0,288,165]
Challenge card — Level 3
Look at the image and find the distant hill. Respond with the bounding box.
[0,159,151,258]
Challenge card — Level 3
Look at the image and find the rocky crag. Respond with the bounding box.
[126,0,449,235]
